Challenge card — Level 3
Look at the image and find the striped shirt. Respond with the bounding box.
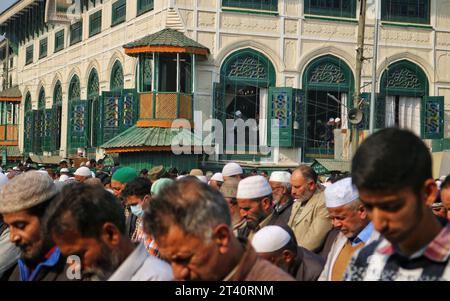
[344,223,450,281]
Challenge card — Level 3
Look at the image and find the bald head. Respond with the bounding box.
[291,165,317,203]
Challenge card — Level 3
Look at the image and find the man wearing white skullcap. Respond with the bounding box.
[222,162,244,181]
[208,172,224,190]
[268,171,293,226]
[74,166,92,183]
[252,225,325,281]
[236,176,274,240]
[318,177,379,281]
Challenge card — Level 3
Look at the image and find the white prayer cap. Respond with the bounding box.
[329,118,335,122]
[269,171,291,184]
[235,110,242,117]
[436,180,442,190]
[222,163,243,177]
[59,175,69,182]
[60,168,70,173]
[335,118,341,123]
[210,172,224,182]
[237,175,272,199]
[0,173,8,189]
[12,167,20,171]
[74,166,92,177]
[196,175,208,183]
[325,177,359,208]
[252,226,291,253]
[176,175,187,180]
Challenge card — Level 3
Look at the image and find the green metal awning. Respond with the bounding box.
[0,86,21,102]
[311,159,351,175]
[124,28,210,56]
[101,126,204,153]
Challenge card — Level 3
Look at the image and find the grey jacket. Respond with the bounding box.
[0,226,21,280]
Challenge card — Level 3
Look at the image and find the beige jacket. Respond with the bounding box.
[288,189,332,252]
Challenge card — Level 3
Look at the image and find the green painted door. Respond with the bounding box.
[68,100,90,150]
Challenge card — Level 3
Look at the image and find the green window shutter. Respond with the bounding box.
[422,96,444,139]
[97,94,104,146]
[213,82,225,122]
[359,93,371,130]
[293,89,306,149]
[268,87,293,147]
[112,0,126,26]
[375,94,386,129]
[222,0,278,12]
[68,100,90,150]
[137,0,154,16]
[70,21,83,46]
[33,109,44,154]
[101,91,120,143]
[120,89,138,132]
[25,45,33,65]
[39,38,47,59]
[304,0,356,18]
[55,30,65,52]
[42,108,54,152]
[381,0,430,25]
[24,111,34,153]
[89,10,102,37]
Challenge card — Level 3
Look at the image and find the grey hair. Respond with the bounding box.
[345,198,363,211]
[143,177,231,242]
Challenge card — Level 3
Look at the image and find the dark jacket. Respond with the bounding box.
[291,246,325,281]
[317,228,340,261]
[5,249,74,281]
[268,198,293,227]
[229,239,295,281]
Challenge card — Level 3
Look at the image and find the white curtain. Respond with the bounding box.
[385,96,396,127]
[259,88,268,146]
[399,97,421,136]
[341,93,348,129]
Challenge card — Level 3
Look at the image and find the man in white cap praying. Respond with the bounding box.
[236,175,274,240]
[268,171,293,226]
[222,162,244,181]
[208,172,224,190]
[73,166,92,183]
[318,177,379,281]
[252,225,325,281]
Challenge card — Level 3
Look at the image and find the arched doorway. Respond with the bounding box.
[217,48,276,156]
[379,60,428,137]
[67,75,86,154]
[302,55,354,158]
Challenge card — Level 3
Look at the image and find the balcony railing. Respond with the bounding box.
[0,124,18,145]
[139,92,193,121]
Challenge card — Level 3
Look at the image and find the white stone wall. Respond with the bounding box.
[5,0,450,160]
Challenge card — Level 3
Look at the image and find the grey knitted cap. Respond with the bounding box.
[0,171,58,214]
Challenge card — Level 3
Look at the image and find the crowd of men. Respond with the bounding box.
[0,128,450,281]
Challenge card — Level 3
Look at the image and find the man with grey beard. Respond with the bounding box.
[46,182,173,281]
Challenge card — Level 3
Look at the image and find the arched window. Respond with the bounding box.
[52,81,63,152]
[110,61,124,92]
[68,75,88,152]
[33,87,46,154]
[23,92,33,153]
[303,55,354,150]
[88,69,100,147]
[380,60,430,137]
